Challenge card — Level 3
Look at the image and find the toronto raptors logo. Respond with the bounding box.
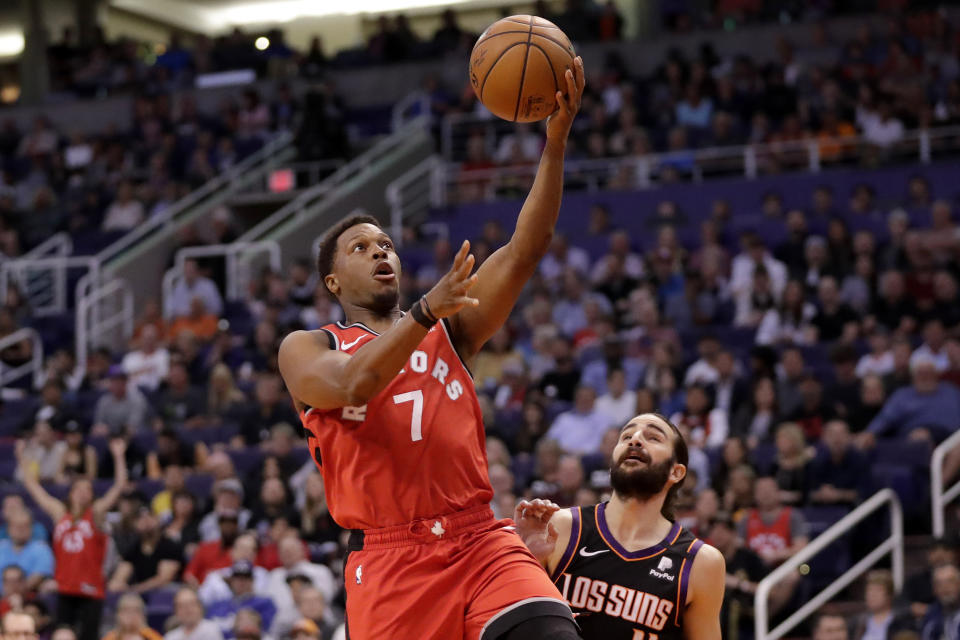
[55,518,94,553]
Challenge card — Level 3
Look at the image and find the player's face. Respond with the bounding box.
[326,223,401,313]
[609,414,686,500]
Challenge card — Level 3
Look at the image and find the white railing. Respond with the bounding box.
[392,90,431,132]
[74,277,134,376]
[754,488,904,640]
[0,328,43,389]
[0,233,74,316]
[932,429,960,538]
[386,155,447,244]
[239,115,430,243]
[161,242,282,316]
[441,121,960,198]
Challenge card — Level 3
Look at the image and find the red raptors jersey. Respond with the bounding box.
[53,508,108,598]
[299,320,493,529]
[745,507,793,556]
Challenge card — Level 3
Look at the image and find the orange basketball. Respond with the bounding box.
[469,15,576,123]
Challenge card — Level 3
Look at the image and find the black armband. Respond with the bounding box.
[410,297,436,329]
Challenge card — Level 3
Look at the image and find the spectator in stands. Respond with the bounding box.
[864,354,960,445]
[0,564,29,615]
[163,490,200,553]
[0,511,52,594]
[538,338,581,403]
[857,329,895,378]
[15,422,65,484]
[808,420,866,505]
[671,384,728,450]
[853,569,912,640]
[199,479,252,542]
[184,510,241,586]
[739,476,810,568]
[594,368,636,428]
[708,513,770,638]
[231,608,267,640]
[756,279,817,346]
[93,366,149,435]
[814,614,850,640]
[266,536,336,636]
[107,506,181,594]
[731,376,779,446]
[101,181,145,232]
[122,325,170,392]
[289,618,321,640]
[788,374,836,441]
[164,587,223,640]
[197,533,267,606]
[769,422,811,506]
[581,334,643,395]
[870,271,917,335]
[294,587,335,640]
[811,275,859,343]
[207,561,277,640]
[545,385,612,455]
[166,259,223,320]
[18,439,127,640]
[539,233,590,284]
[101,593,162,640]
[1,612,37,640]
[237,373,297,446]
[906,540,958,620]
[849,374,887,433]
[154,362,206,428]
[920,564,960,640]
[912,319,950,373]
[59,420,97,481]
[0,497,46,543]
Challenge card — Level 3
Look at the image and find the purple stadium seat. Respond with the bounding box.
[184,473,214,499]
[228,447,264,477]
[872,439,931,468]
[136,479,164,500]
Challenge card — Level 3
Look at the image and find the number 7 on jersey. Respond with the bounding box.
[393,390,424,442]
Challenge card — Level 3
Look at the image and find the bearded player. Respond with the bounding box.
[515,413,725,640]
[279,58,585,640]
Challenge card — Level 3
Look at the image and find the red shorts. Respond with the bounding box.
[342,504,572,640]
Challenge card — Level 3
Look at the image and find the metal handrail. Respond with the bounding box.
[0,233,74,315]
[96,131,292,264]
[0,328,43,389]
[754,488,904,640]
[0,256,99,318]
[932,429,960,538]
[162,241,281,315]
[75,277,133,377]
[386,155,446,244]
[22,232,73,259]
[239,115,430,243]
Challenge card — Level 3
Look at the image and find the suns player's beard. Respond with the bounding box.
[610,456,674,501]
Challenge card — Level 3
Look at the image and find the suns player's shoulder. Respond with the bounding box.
[685,540,725,606]
[546,506,578,577]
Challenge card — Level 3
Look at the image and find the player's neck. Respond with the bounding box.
[341,303,403,334]
[605,492,674,550]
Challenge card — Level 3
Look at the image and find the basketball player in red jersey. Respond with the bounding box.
[514,413,725,640]
[279,58,585,640]
[16,438,128,640]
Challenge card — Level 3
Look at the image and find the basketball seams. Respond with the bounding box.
[510,16,535,122]
[479,42,525,103]
[528,30,575,55]
[529,44,560,98]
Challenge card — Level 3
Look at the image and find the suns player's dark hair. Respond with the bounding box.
[316,213,382,287]
[622,413,689,522]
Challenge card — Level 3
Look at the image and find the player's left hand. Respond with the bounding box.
[513,499,560,565]
[545,56,585,145]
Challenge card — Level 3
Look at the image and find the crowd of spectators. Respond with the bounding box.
[447,8,960,196]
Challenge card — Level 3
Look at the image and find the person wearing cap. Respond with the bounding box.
[206,561,277,640]
[861,352,960,447]
[198,478,251,542]
[184,510,242,586]
[197,534,269,606]
[265,536,336,637]
[92,365,149,435]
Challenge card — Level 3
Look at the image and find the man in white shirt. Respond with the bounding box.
[539,233,590,283]
[594,368,636,428]
[545,385,614,455]
[863,102,904,148]
[164,586,224,640]
[267,535,337,638]
[912,318,951,373]
[102,181,146,232]
[731,232,788,302]
[166,259,224,319]
[684,335,722,386]
[121,325,170,392]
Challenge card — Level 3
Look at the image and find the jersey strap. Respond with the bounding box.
[675,537,704,625]
[550,506,582,583]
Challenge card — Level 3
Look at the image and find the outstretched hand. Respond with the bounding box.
[514,498,561,565]
[546,56,585,145]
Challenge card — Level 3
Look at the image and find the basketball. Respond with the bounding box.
[469,15,577,123]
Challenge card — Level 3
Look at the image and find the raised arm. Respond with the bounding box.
[16,441,66,522]
[684,544,726,640]
[93,439,128,520]
[449,57,585,359]
[279,242,479,410]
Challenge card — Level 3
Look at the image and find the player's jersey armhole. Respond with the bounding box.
[320,328,339,350]
[676,537,704,625]
[440,317,474,379]
[550,506,582,583]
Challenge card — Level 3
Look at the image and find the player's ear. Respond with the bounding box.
[670,463,687,486]
[324,273,339,297]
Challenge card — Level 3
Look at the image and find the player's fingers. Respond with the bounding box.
[564,66,577,104]
[462,273,479,292]
[575,56,586,93]
[461,296,480,307]
[452,239,470,271]
[555,91,569,116]
[457,253,476,279]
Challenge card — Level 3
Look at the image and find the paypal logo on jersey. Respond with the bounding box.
[649,556,675,581]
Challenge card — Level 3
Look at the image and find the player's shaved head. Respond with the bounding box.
[316,213,382,285]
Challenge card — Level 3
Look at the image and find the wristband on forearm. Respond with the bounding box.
[410,297,436,329]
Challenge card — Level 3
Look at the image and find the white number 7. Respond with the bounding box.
[393,390,424,442]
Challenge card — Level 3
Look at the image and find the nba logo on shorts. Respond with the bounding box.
[657,557,673,572]
[356,565,363,585]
